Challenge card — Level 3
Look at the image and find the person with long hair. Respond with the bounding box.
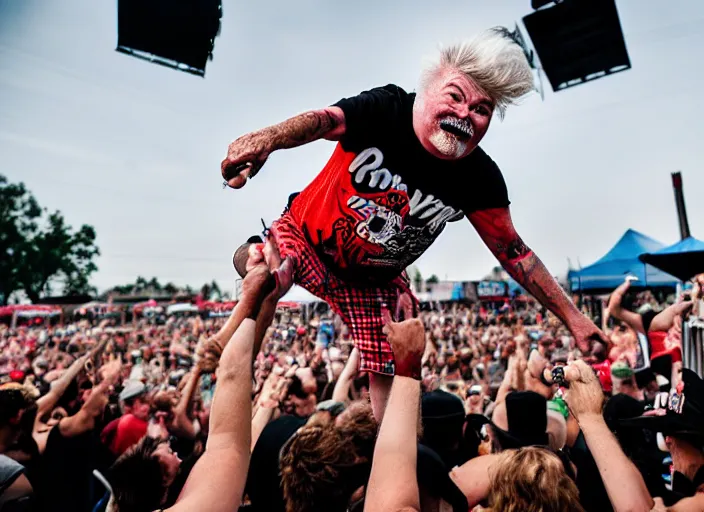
[487,447,584,512]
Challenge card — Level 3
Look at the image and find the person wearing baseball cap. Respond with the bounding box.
[421,390,472,468]
[467,391,549,452]
[101,380,150,457]
[620,368,704,503]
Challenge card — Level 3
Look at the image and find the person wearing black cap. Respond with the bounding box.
[602,393,671,502]
[467,391,549,452]
[621,368,704,507]
[421,390,473,469]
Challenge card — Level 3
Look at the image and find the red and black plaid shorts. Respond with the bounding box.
[270,212,416,376]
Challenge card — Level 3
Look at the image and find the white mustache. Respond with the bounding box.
[439,117,473,138]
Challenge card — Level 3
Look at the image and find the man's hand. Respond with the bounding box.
[612,278,632,300]
[221,108,345,190]
[563,360,604,422]
[195,346,220,375]
[221,133,271,189]
[147,415,170,440]
[568,315,610,355]
[99,359,123,384]
[239,265,277,319]
[258,371,283,409]
[382,296,425,380]
[525,350,553,399]
[195,332,221,374]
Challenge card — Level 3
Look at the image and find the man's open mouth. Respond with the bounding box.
[439,117,473,139]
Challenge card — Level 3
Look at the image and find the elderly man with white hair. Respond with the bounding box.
[220,27,608,420]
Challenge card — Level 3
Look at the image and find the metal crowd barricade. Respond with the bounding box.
[682,317,704,376]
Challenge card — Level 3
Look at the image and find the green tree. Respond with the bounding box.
[426,274,440,284]
[413,269,423,292]
[134,276,149,292]
[200,280,223,301]
[147,277,162,291]
[0,175,100,304]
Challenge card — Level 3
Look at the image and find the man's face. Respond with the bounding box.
[132,396,151,421]
[413,67,495,160]
[154,442,182,486]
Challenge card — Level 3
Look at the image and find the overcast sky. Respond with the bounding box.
[1,0,703,294]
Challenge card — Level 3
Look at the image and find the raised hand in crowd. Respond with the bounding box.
[163,265,276,512]
[365,296,425,512]
[562,360,654,512]
[332,347,360,403]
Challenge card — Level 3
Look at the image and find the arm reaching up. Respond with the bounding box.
[365,301,425,512]
[58,359,123,438]
[607,279,646,333]
[648,301,693,334]
[563,360,654,512]
[36,354,88,418]
[169,266,276,512]
[332,348,361,403]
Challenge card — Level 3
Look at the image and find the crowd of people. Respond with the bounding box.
[0,268,702,511]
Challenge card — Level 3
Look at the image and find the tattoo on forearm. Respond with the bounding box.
[469,208,578,323]
[506,252,563,316]
[226,110,342,177]
[496,236,531,263]
[265,110,341,150]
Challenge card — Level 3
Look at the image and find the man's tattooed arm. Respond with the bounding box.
[221,107,346,184]
[255,107,347,149]
[467,207,582,326]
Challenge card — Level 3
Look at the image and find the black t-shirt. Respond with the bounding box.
[640,311,656,333]
[245,415,306,512]
[566,431,614,512]
[289,84,510,281]
[36,426,96,512]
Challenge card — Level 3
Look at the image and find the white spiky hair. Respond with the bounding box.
[420,27,535,119]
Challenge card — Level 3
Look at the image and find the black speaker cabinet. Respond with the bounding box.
[117,0,222,77]
[523,0,631,92]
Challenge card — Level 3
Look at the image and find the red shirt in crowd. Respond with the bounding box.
[102,414,148,456]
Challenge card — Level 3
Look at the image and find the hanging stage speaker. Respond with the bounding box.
[522,0,631,92]
[116,0,222,77]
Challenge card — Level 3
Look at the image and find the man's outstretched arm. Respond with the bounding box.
[468,207,606,351]
[222,107,346,187]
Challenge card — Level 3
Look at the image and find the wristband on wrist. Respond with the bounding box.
[395,361,422,381]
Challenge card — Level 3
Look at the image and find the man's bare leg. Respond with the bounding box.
[370,373,393,422]
[257,232,401,421]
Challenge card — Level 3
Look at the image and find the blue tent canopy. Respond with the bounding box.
[639,236,704,281]
[569,229,680,292]
[507,278,524,296]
